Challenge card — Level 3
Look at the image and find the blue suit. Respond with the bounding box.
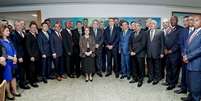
[185,28,201,101]
[119,29,132,77]
[37,31,52,79]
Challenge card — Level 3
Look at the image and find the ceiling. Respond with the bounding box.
[0,0,201,8]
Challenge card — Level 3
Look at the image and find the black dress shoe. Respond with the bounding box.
[166,85,175,90]
[161,82,169,86]
[137,82,143,87]
[129,79,138,83]
[115,74,119,78]
[147,79,153,83]
[174,89,187,94]
[85,80,88,82]
[6,96,15,100]
[152,81,159,85]
[181,96,192,101]
[43,79,48,84]
[127,76,131,80]
[12,93,21,97]
[105,73,112,77]
[20,85,31,89]
[31,83,39,88]
[120,75,126,79]
[97,72,103,77]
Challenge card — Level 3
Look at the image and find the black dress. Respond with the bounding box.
[0,45,6,82]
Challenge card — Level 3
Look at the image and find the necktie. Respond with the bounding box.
[110,27,113,37]
[44,32,49,39]
[94,29,97,37]
[150,30,154,41]
[188,28,200,44]
[19,32,24,38]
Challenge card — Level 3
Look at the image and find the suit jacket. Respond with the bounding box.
[61,29,74,56]
[90,28,104,49]
[119,29,132,55]
[104,26,120,48]
[72,28,84,54]
[178,26,188,56]
[50,30,63,57]
[146,29,164,59]
[10,30,26,58]
[164,25,181,59]
[186,28,201,71]
[25,32,40,59]
[79,35,96,58]
[37,31,51,57]
[129,30,147,57]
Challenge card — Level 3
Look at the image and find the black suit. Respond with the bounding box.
[61,28,74,76]
[25,32,41,84]
[50,30,64,76]
[90,28,104,73]
[37,31,52,79]
[164,25,182,86]
[146,29,164,82]
[72,28,84,76]
[10,31,29,86]
[104,26,120,75]
[129,30,147,82]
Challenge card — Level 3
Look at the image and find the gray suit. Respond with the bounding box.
[146,29,164,82]
[90,28,104,73]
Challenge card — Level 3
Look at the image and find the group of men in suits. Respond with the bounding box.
[6,15,201,101]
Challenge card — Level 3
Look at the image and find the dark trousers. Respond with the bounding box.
[28,60,39,84]
[17,62,28,86]
[161,57,166,79]
[166,56,180,86]
[64,55,73,76]
[147,57,161,81]
[95,48,103,73]
[106,48,119,75]
[131,56,145,82]
[72,53,81,75]
[41,57,52,79]
[102,47,107,72]
[53,56,64,76]
[188,71,201,101]
[181,64,187,90]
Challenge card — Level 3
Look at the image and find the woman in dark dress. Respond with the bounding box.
[79,27,96,82]
[0,24,21,100]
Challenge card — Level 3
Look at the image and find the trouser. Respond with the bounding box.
[41,56,52,79]
[147,57,161,81]
[53,56,64,76]
[131,56,145,82]
[120,54,130,77]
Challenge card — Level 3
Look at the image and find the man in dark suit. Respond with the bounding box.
[25,22,40,87]
[129,22,147,87]
[37,22,52,83]
[183,15,201,101]
[11,20,30,89]
[174,16,189,94]
[104,18,120,77]
[90,20,104,77]
[164,16,183,90]
[72,21,84,78]
[146,20,164,85]
[61,21,74,78]
[50,23,64,81]
[119,21,132,80]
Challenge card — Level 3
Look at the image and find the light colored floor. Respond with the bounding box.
[15,74,186,101]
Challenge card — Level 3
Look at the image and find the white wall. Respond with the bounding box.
[0,4,200,22]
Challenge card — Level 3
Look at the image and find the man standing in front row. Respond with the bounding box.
[119,20,132,80]
[183,15,201,101]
